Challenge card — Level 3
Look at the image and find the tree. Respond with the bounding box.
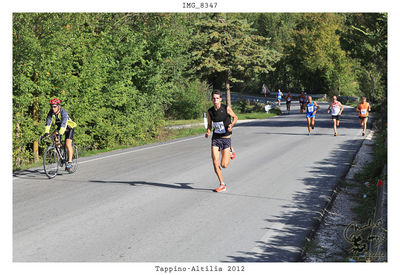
[283,13,359,96]
[340,13,387,102]
[190,13,280,106]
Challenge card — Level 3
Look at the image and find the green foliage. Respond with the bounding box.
[12,13,194,169]
[340,13,387,102]
[283,14,360,95]
[232,99,265,113]
[167,80,210,120]
[190,13,281,88]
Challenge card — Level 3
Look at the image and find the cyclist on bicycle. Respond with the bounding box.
[43,98,77,170]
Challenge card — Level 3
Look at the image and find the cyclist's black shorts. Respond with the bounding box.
[64,127,74,141]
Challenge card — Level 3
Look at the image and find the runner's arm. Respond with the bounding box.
[227,106,238,131]
[205,111,212,138]
[314,102,320,114]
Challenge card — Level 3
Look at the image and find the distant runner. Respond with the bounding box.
[299,92,306,113]
[277,89,283,107]
[305,95,320,135]
[328,96,344,136]
[205,90,238,192]
[356,97,371,136]
[286,92,292,113]
[262,83,267,99]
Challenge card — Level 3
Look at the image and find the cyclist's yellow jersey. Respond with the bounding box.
[44,108,77,135]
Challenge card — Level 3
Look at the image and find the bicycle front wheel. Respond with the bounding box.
[43,147,59,179]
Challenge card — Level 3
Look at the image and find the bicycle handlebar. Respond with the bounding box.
[39,133,62,145]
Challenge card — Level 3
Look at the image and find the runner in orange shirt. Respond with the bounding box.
[356,97,371,136]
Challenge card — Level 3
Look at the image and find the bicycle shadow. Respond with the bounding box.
[13,169,46,179]
[89,180,215,192]
[13,168,74,180]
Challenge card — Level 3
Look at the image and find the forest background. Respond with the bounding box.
[12,13,387,169]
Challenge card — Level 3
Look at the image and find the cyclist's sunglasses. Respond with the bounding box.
[51,105,59,108]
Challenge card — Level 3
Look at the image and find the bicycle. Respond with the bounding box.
[40,133,78,179]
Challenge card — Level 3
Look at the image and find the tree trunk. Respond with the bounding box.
[33,97,39,162]
[225,69,231,107]
[14,120,22,168]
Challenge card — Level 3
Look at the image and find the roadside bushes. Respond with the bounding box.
[232,99,266,113]
[166,80,210,120]
[12,13,192,169]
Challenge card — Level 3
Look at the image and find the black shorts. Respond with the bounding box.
[332,115,341,120]
[359,116,368,120]
[211,137,231,151]
[64,127,74,141]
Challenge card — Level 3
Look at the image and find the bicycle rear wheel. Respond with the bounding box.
[66,144,78,174]
[43,147,59,179]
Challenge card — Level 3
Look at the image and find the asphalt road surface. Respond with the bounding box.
[13,103,368,262]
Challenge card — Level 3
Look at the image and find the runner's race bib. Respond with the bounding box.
[212,121,226,134]
[308,106,314,113]
[361,109,367,115]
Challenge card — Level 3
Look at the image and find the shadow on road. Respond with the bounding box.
[13,169,46,179]
[89,180,214,192]
[225,137,364,262]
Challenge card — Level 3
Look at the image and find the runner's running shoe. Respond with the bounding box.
[215,184,226,192]
[230,148,236,160]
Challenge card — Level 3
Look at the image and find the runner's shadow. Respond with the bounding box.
[89,180,214,192]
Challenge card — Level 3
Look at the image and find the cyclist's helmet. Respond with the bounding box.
[50,98,61,105]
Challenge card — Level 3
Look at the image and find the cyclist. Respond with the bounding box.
[43,98,77,170]
[205,90,238,192]
[356,97,371,136]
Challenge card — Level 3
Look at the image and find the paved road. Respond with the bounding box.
[13,103,368,262]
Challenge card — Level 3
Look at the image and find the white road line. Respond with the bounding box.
[13,135,203,180]
[78,135,203,164]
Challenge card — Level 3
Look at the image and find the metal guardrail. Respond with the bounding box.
[224,92,328,104]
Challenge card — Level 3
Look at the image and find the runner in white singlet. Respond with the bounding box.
[328,96,344,136]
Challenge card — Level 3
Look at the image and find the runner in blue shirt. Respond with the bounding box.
[277,89,283,107]
[306,95,320,135]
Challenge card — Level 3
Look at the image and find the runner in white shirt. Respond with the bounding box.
[327,96,344,136]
